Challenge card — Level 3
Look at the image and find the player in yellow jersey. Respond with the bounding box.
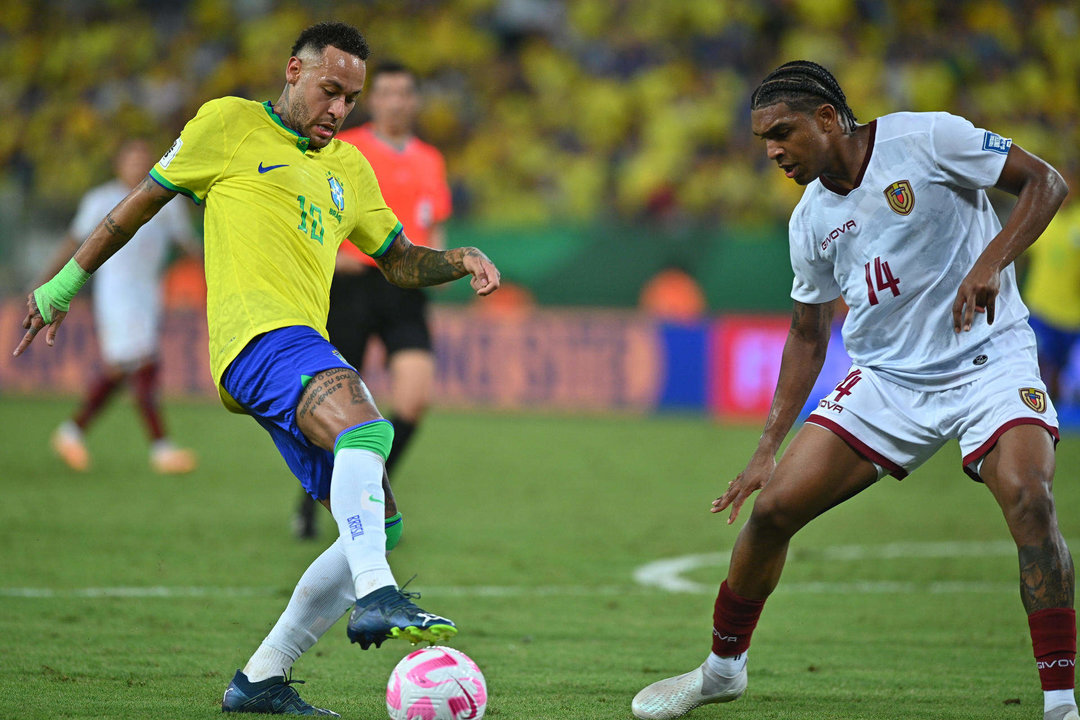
[1024,200,1080,401]
[15,22,500,717]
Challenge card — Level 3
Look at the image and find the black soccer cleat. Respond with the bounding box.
[346,585,457,650]
[221,669,339,716]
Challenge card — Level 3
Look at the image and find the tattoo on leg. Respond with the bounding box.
[348,374,369,405]
[297,372,343,421]
[790,303,804,330]
[1018,536,1075,612]
[297,369,373,422]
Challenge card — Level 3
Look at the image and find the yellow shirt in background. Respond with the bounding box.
[150,97,402,409]
[1024,203,1080,331]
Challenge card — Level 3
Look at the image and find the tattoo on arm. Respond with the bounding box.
[1018,537,1075,613]
[379,243,471,288]
[76,178,176,273]
[103,212,134,242]
[790,301,833,344]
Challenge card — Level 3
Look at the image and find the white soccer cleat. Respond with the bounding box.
[632,662,747,719]
[150,444,198,475]
[52,421,90,472]
[1045,705,1080,720]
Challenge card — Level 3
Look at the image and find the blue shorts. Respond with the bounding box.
[1028,313,1080,369]
[221,325,356,500]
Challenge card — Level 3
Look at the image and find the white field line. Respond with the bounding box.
[0,540,1059,600]
[631,539,1053,593]
[0,585,635,599]
[0,581,1018,599]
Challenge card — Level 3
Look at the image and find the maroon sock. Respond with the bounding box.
[1029,608,1077,691]
[711,580,767,657]
[73,374,123,429]
[132,362,165,441]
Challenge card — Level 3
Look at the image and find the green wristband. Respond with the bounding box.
[33,258,91,323]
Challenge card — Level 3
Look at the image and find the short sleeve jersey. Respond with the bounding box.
[70,180,191,302]
[150,97,402,409]
[788,111,1034,389]
[335,123,451,265]
[1023,202,1080,330]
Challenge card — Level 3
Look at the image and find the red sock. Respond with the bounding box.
[711,580,766,657]
[132,362,165,441]
[74,374,122,429]
[1029,608,1076,691]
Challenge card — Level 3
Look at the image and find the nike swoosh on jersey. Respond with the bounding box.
[257,162,288,173]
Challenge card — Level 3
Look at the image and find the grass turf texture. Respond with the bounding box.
[0,395,1076,719]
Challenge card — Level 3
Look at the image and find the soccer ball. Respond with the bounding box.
[386,645,487,720]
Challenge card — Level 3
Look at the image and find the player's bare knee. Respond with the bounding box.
[998,470,1057,537]
[746,492,805,541]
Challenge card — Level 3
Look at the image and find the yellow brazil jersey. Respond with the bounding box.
[1024,202,1080,330]
[150,97,402,411]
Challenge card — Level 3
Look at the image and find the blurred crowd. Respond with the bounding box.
[2,0,1079,234]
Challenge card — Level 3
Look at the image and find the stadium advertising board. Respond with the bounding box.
[3,299,1076,425]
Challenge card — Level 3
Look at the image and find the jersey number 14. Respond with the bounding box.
[864,257,900,305]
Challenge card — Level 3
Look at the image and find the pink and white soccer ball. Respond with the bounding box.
[386,646,487,720]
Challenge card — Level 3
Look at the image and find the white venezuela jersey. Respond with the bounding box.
[70,180,190,304]
[789,111,1035,390]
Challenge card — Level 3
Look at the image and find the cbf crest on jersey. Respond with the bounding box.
[884,180,914,215]
[327,174,345,212]
[1019,387,1047,413]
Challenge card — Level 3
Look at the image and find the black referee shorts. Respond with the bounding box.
[326,268,432,369]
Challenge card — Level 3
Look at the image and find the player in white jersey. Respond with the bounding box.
[633,61,1076,720]
[43,139,201,474]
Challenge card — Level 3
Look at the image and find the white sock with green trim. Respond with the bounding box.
[244,539,355,682]
[329,448,396,597]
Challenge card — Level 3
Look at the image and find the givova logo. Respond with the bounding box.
[1037,659,1076,670]
[712,629,738,644]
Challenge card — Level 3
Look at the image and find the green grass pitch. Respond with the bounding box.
[1,395,1076,719]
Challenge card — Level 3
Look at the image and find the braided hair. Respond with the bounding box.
[750,61,858,132]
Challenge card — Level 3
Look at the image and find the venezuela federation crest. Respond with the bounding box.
[884,180,915,215]
[1019,387,1047,413]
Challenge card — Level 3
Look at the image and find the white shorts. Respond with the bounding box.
[806,346,1059,482]
[92,283,162,367]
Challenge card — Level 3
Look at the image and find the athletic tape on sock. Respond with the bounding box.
[385,512,403,552]
[334,419,395,462]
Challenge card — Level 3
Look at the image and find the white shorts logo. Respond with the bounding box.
[159,138,182,169]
